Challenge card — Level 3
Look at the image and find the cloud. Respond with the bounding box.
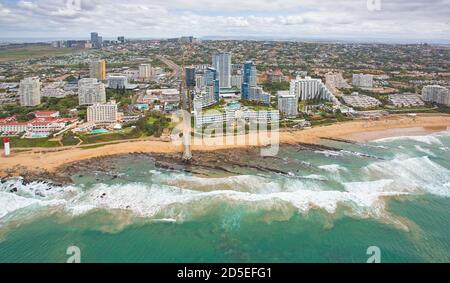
[0,0,448,41]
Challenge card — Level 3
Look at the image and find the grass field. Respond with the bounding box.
[0,45,80,62]
[0,137,60,149]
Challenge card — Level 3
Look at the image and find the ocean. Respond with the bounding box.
[0,132,449,263]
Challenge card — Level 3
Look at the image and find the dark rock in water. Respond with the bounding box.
[10,187,18,193]
[101,193,107,198]
[112,175,119,179]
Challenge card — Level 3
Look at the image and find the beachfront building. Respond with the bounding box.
[194,109,280,128]
[212,52,232,88]
[342,92,382,109]
[107,75,128,89]
[19,77,41,107]
[0,116,28,134]
[278,92,298,117]
[78,78,106,106]
[352,74,374,88]
[27,117,78,137]
[90,60,106,81]
[422,85,450,106]
[388,93,425,108]
[289,76,337,103]
[87,101,118,124]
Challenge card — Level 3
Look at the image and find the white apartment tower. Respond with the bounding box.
[290,76,334,102]
[78,78,107,106]
[212,52,232,88]
[278,92,298,117]
[139,64,152,80]
[87,101,118,123]
[422,85,450,106]
[19,77,41,107]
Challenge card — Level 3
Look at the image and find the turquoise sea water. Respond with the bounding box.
[0,132,449,263]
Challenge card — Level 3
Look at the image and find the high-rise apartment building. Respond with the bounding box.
[278,92,298,117]
[78,78,106,106]
[19,77,41,107]
[242,61,257,100]
[422,85,450,106]
[139,64,152,80]
[212,52,231,88]
[90,60,106,81]
[290,76,334,102]
[185,67,196,88]
[204,67,220,102]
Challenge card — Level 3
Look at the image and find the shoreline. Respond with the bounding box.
[1,113,450,179]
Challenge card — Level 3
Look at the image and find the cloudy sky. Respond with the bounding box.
[0,0,449,42]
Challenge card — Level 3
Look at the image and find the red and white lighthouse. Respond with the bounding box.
[3,137,10,156]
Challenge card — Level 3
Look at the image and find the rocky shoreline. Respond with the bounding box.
[1,142,346,186]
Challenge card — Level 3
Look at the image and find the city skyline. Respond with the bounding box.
[0,0,449,43]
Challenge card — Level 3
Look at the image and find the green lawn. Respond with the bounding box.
[77,129,144,144]
[0,45,80,62]
[0,137,60,149]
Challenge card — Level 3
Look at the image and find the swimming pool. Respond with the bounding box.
[91,129,108,134]
[226,103,241,110]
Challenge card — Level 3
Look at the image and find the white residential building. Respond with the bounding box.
[87,101,118,123]
[249,86,270,105]
[195,109,280,128]
[19,77,41,107]
[278,92,298,117]
[78,78,106,106]
[139,64,152,80]
[290,76,337,103]
[352,74,374,88]
[193,91,216,111]
[422,85,450,106]
[231,75,243,89]
[212,52,232,88]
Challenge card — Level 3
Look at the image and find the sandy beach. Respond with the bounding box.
[1,113,450,176]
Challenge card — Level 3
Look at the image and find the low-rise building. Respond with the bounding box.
[342,93,382,109]
[388,93,425,108]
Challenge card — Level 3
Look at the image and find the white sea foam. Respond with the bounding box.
[1,149,449,224]
[374,134,444,145]
[414,145,436,157]
[319,164,349,173]
[362,156,450,197]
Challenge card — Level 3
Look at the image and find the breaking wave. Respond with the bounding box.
[1,132,449,229]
